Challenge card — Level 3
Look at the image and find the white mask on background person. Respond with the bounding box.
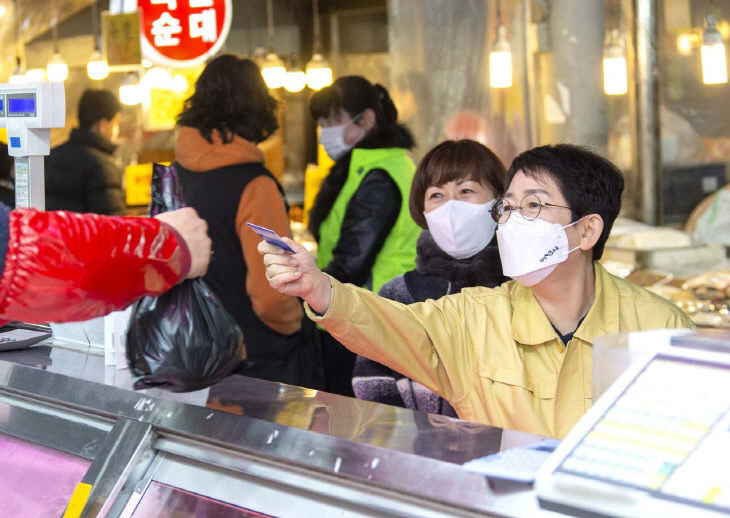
[497,213,584,286]
[319,113,362,161]
[424,199,497,259]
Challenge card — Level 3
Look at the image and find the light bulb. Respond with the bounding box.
[87,51,109,80]
[305,53,333,90]
[489,26,512,88]
[701,15,728,85]
[261,52,286,89]
[8,73,27,84]
[676,33,694,56]
[171,74,188,92]
[603,31,628,95]
[141,67,173,90]
[603,54,628,95]
[25,68,46,82]
[284,68,306,93]
[119,74,145,106]
[46,52,68,82]
[119,84,143,105]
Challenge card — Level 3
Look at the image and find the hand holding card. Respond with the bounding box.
[246,222,296,254]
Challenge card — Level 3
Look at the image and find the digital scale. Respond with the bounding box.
[0,82,65,210]
[536,332,730,518]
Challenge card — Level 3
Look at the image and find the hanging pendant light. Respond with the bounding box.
[46,53,68,82]
[603,29,628,95]
[26,68,47,82]
[306,53,333,90]
[261,0,286,89]
[261,52,286,89]
[87,50,109,80]
[119,73,145,106]
[489,25,512,88]
[171,74,188,93]
[141,67,173,90]
[87,1,109,80]
[701,13,728,85]
[489,0,512,89]
[284,58,306,93]
[305,0,333,90]
[46,21,68,82]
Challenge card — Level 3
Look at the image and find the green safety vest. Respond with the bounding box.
[317,147,420,293]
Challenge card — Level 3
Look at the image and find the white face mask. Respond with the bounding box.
[424,199,497,259]
[497,213,583,286]
[319,114,362,161]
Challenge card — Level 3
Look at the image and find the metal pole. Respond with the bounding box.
[635,0,660,225]
[548,0,606,151]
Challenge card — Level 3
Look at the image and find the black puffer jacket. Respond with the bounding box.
[45,128,125,215]
[308,123,414,286]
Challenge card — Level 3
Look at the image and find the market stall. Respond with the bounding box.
[0,338,555,518]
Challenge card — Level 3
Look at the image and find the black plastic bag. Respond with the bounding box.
[126,163,245,392]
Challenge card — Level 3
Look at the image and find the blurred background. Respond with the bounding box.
[1,0,728,226]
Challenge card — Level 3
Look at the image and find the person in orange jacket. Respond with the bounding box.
[0,204,210,324]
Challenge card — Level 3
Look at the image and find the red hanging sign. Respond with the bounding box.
[137,0,232,67]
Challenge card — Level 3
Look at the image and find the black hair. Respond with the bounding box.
[177,54,278,144]
[410,140,506,228]
[309,75,414,149]
[78,89,121,129]
[506,144,624,260]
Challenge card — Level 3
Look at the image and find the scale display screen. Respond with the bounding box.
[0,95,4,117]
[556,355,730,512]
[7,95,37,117]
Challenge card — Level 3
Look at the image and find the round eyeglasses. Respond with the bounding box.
[490,194,572,224]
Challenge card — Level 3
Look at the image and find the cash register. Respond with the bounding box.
[535,331,730,518]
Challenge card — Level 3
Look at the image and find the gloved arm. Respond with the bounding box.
[323,169,401,287]
[0,208,193,324]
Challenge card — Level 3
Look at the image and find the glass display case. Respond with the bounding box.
[0,340,552,518]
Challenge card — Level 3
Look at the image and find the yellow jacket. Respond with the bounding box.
[308,262,694,438]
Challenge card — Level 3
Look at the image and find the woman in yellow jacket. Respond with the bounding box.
[260,144,693,439]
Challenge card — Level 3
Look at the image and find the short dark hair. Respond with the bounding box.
[409,140,506,228]
[177,54,278,144]
[506,144,624,260]
[309,75,414,149]
[78,89,121,129]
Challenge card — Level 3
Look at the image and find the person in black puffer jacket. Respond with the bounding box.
[352,140,508,416]
[45,89,125,215]
[309,76,421,397]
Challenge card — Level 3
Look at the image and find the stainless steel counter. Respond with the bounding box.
[0,338,566,517]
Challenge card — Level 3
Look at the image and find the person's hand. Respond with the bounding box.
[155,208,211,279]
[258,237,332,314]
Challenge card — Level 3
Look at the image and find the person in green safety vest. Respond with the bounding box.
[308,76,421,397]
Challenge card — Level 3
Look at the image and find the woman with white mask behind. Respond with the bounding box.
[352,140,508,415]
